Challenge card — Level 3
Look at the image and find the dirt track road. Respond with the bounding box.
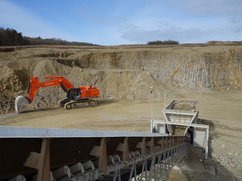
[0,90,241,137]
[0,101,164,131]
[0,91,242,131]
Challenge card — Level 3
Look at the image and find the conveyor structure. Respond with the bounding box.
[0,126,189,181]
[150,100,209,159]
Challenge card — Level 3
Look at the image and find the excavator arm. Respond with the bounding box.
[27,76,74,102]
[15,76,74,113]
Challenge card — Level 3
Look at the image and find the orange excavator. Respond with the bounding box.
[15,76,100,113]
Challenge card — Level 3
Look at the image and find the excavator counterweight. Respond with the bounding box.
[15,76,100,113]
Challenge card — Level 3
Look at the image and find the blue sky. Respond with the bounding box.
[0,0,242,45]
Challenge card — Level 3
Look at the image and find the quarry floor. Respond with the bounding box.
[1,91,241,130]
[0,90,242,180]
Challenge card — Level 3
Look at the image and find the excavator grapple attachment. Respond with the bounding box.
[15,96,30,114]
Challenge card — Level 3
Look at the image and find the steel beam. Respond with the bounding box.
[0,127,188,181]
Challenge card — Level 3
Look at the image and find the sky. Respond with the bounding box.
[0,0,242,45]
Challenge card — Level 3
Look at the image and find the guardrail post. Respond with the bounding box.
[24,138,51,181]
[116,137,130,162]
[99,138,108,171]
[90,138,108,172]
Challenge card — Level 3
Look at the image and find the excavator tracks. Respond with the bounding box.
[58,98,70,107]
[64,100,76,110]
[62,99,98,110]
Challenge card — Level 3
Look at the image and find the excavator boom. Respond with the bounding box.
[27,76,74,102]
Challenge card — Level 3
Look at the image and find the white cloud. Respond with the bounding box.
[122,26,210,43]
[185,0,242,16]
[121,20,242,43]
[0,0,74,40]
[120,0,242,43]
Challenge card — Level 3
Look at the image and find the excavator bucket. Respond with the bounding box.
[15,96,30,114]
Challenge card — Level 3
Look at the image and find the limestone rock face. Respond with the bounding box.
[0,45,242,113]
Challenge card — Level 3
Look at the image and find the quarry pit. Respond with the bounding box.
[0,45,242,180]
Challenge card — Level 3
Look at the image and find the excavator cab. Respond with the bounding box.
[67,88,81,100]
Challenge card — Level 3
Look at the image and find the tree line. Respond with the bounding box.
[0,28,96,46]
[147,40,179,45]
